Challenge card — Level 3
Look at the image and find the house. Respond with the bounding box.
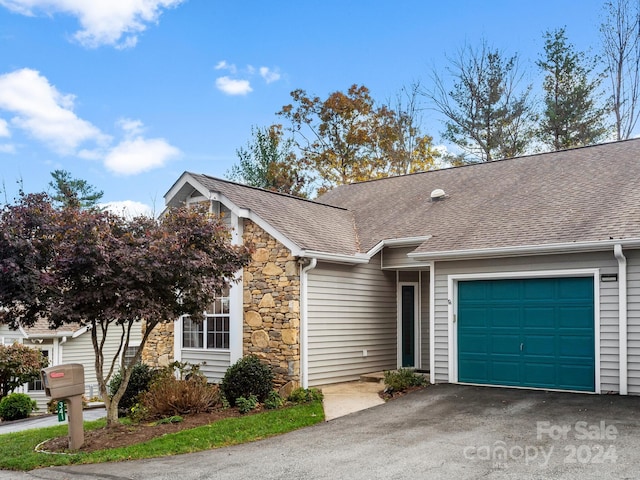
[1,320,142,410]
[144,138,640,396]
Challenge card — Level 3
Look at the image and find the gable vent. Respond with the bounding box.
[430,188,446,200]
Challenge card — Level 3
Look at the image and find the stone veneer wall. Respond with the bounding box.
[141,320,174,367]
[243,220,301,394]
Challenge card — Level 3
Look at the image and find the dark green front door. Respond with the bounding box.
[458,277,595,392]
[401,285,415,367]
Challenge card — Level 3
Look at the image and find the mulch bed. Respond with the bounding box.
[39,408,244,453]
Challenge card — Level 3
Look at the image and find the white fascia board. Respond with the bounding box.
[207,192,304,257]
[366,236,432,257]
[164,173,211,205]
[298,250,369,265]
[407,238,640,261]
[71,326,89,338]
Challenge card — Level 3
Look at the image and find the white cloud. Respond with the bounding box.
[0,118,9,137]
[0,0,184,49]
[100,200,153,218]
[105,125,180,175]
[0,68,107,154]
[0,143,15,153]
[215,76,252,96]
[214,60,237,74]
[259,66,280,84]
[117,117,145,137]
[0,68,180,175]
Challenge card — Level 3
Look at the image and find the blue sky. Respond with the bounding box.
[0,0,607,214]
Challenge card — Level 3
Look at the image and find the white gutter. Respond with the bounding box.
[298,250,368,264]
[408,238,640,261]
[614,244,628,395]
[300,258,317,389]
[366,236,432,257]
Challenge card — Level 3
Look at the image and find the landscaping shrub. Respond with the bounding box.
[383,368,427,392]
[108,363,158,414]
[236,394,258,414]
[221,355,274,406]
[138,368,221,420]
[287,387,323,404]
[0,393,37,421]
[264,390,284,410]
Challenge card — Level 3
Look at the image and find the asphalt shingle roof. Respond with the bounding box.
[187,174,360,255]
[318,139,640,255]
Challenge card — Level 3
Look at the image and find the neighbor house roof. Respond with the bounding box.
[318,139,640,257]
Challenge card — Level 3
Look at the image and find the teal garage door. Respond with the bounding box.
[458,277,595,392]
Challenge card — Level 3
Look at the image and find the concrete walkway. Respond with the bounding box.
[320,380,385,421]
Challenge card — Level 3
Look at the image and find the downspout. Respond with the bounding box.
[614,244,628,395]
[300,258,317,389]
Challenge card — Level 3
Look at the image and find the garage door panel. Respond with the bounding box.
[491,361,520,383]
[558,365,595,391]
[522,307,555,327]
[523,335,555,356]
[458,277,595,392]
[558,306,593,328]
[522,362,556,386]
[490,335,520,354]
[491,308,520,327]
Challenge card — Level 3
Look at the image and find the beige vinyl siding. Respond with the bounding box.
[627,249,640,394]
[432,251,620,393]
[181,349,231,382]
[62,324,143,398]
[0,325,23,345]
[382,246,430,269]
[307,253,397,385]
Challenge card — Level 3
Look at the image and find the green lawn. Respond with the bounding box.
[0,401,324,471]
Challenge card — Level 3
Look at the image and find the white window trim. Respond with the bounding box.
[447,268,601,394]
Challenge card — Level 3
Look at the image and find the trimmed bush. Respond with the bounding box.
[0,393,37,421]
[221,355,274,406]
[109,363,158,414]
[383,368,427,392]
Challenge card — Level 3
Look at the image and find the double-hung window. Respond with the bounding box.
[182,286,230,350]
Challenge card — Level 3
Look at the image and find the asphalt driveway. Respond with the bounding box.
[10,384,640,480]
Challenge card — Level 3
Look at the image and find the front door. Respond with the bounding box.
[401,284,418,367]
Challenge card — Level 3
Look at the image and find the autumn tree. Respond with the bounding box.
[0,193,250,425]
[49,169,104,209]
[537,28,610,150]
[381,82,440,176]
[279,84,438,193]
[427,40,535,162]
[0,343,48,398]
[601,0,640,140]
[226,125,310,197]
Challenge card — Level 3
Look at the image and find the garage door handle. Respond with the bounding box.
[520,343,524,351]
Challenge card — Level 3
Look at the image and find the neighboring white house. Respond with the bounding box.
[146,138,640,397]
[1,320,142,411]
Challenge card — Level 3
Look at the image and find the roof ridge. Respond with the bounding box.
[189,172,350,212]
[331,138,631,188]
